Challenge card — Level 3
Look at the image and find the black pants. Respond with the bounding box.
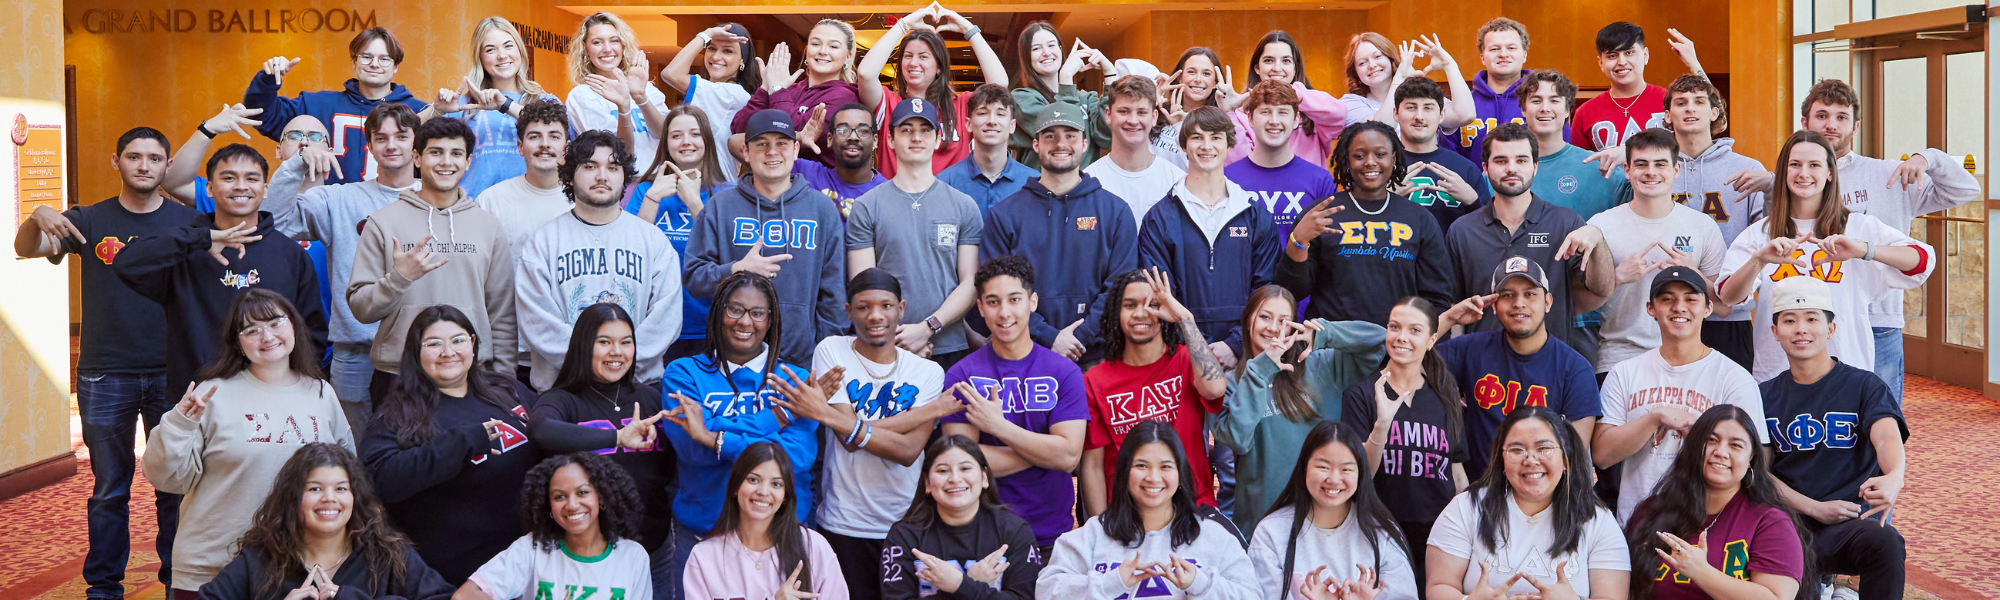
[369,369,396,410]
[818,528,884,600]
[1701,319,1756,371]
[1809,516,1905,600]
[1398,520,1434,582]
[665,337,708,364]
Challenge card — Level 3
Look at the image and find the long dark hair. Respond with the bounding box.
[1267,422,1405,600]
[712,23,762,91]
[709,442,813,590]
[196,288,327,384]
[1102,421,1205,547]
[1472,406,1602,557]
[519,453,646,551]
[644,104,728,193]
[552,303,639,394]
[900,434,1008,528]
[1170,47,1224,108]
[1331,121,1408,192]
[1247,31,1311,89]
[234,443,410,598]
[1627,405,1817,600]
[703,272,783,384]
[1015,22,1059,103]
[1099,270,1185,365]
[896,29,959,143]
[1235,285,1315,422]
[1764,130,1848,240]
[1390,297,1463,448]
[375,305,521,448]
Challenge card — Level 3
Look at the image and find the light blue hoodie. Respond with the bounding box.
[659,348,819,533]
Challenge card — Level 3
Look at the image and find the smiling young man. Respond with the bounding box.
[244,27,429,184]
[1589,266,1764,524]
[981,102,1138,364]
[1757,276,1909,600]
[478,99,574,263]
[1664,75,1770,370]
[1084,75,1185,227]
[1137,107,1277,347]
[792,103,888,218]
[348,117,518,401]
[1585,129,1727,376]
[1570,22,1707,152]
[1223,81,1342,232]
[940,84,1043,218]
[685,109,844,367]
[847,98,984,367]
[1394,76,1491,231]
[1448,17,1535,164]
[517,131,683,391]
[14,127,200,599]
[939,255,1090,557]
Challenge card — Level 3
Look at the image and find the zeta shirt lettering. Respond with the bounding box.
[1442,196,1595,355]
[811,337,946,538]
[1643,494,1807,600]
[1275,192,1455,325]
[939,345,1091,547]
[1761,359,1907,505]
[1439,331,1602,479]
[1599,349,1767,523]
[1084,348,1222,506]
[1340,374,1468,525]
[1586,202,1728,371]
[55,198,200,373]
[1570,85,1668,152]
[1224,155,1342,232]
[1429,490,1630,596]
[469,536,653,600]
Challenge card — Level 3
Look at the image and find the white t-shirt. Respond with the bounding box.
[683,75,751,177]
[1586,202,1727,372]
[1721,215,1932,381]
[469,535,653,600]
[1428,490,1629,596]
[565,83,671,177]
[810,336,945,538]
[1598,348,1768,523]
[1085,154,1185,228]
[478,175,574,264]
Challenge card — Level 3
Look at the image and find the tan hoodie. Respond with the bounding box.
[348,188,517,372]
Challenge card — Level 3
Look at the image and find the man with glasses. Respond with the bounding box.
[243,27,428,184]
[791,103,887,220]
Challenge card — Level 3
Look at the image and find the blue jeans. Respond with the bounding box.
[665,521,707,600]
[329,344,373,433]
[650,532,677,600]
[1872,327,1905,406]
[1212,443,1236,519]
[76,371,182,599]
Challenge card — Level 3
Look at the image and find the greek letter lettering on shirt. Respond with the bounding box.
[1482,543,1582,582]
[1379,418,1454,480]
[552,246,650,287]
[731,217,822,249]
[653,205,696,241]
[1407,176,1462,208]
[535,580,628,600]
[882,544,1040,596]
[1105,376,1184,436]
[472,407,533,465]
[575,417,669,455]
[1670,191,1731,223]
[1333,219,1418,261]
[1456,117,1524,149]
[399,238,480,255]
[1766,247,1844,284]
[1765,411,1861,453]
[1471,374,1548,414]
[1252,190,1308,216]
[846,379,920,420]
[242,413,337,444]
[702,388,785,419]
[1093,558,1203,599]
[1653,539,1751,584]
[967,375,1063,413]
[1586,112,1667,151]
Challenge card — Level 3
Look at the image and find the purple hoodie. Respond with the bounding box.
[1444,70,1569,164]
[732,79,860,167]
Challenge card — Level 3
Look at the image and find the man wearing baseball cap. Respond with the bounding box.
[978,101,1138,364]
[1589,266,1766,523]
[846,98,986,368]
[1436,255,1604,477]
[685,108,847,366]
[1758,275,1909,600]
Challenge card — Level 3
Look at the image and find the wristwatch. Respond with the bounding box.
[196,122,219,139]
[498,96,515,114]
[925,316,944,332]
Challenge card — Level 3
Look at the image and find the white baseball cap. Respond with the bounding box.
[1768,276,1835,322]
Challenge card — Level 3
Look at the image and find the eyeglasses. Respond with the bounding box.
[1503,444,1564,462]
[723,304,771,322]
[420,335,474,351]
[354,54,396,66]
[832,126,875,138]
[238,316,291,339]
[283,130,329,144]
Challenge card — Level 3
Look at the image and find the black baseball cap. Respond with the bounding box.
[744,108,797,141]
[1488,255,1550,294]
[1648,265,1708,298]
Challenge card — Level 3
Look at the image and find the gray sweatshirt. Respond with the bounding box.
[1672,138,1767,324]
[1037,515,1261,600]
[263,155,413,343]
[1249,506,1419,600]
[348,190,518,373]
[1836,147,1981,328]
[516,211,683,390]
[142,371,354,591]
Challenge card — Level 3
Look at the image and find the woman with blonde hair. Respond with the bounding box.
[433,16,561,197]
[566,12,670,172]
[730,19,860,167]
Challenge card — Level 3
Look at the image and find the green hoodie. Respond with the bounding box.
[1216,319,1386,532]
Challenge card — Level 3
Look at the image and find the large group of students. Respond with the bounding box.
[21,6,1972,600]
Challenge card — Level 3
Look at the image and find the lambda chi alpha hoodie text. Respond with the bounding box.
[349,189,517,373]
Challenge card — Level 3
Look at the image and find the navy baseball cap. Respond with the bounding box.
[890,98,940,130]
[744,108,797,141]
[1649,265,1709,298]
[1489,255,1551,293]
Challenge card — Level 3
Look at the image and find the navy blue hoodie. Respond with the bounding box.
[683,173,847,366]
[979,174,1137,355]
[1136,187,1280,343]
[113,212,328,396]
[242,73,429,185]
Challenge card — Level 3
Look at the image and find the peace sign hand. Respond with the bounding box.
[1215,65,1244,110]
[175,383,216,420]
[1289,197,1347,249]
[390,236,449,283]
[775,561,819,600]
[732,240,794,278]
[615,403,666,450]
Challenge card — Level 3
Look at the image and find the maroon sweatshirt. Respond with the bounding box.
[732,78,860,167]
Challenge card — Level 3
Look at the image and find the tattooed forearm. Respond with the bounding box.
[1182,319,1225,382]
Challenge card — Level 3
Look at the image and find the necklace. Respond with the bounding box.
[856,346,901,380]
[1609,92,1641,119]
[589,384,623,409]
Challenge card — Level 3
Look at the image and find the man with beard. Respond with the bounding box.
[1446,123,1615,369]
[980,102,1137,363]
[1434,256,1602,479]
[14,127,202,598]
[791,103,887,220]
[516,130,682,391]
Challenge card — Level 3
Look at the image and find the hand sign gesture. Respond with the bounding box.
[1614,242,1668,285]
[1806,233,1868,265]
[1116,552,1162,589]
[910,548,969,593]
[1263,319,1321,372]
[306,563,340,600]
[760,42,803,93]
[965,544,1010,584]
[1052,319,1086,361]
[766,368,836,426]
[263,56,302,87]
[1438,294,1499,335]
[1655,531,1715,580]
[434,80,469,115]
[175,383,216,420]
[1889,154,1930,190]
[615,403,666,450]
[1214,65,1243,110]
[1289,197,1348,249]
[1162,554,1199,590]
[952,381,1009,433]
[26,205,85,247]
[1373,368,1411,420]
[1723,168,1775,202]
[1142,268,1193,323]
[733,240,794,278]
[1752,234,1812,272]
[1665,28,1703,74]
[299,145,344,183]
[1858,472,1904,524]
[775,561,819,600]
[583,71,633,111]
[663,391,717,449]
[796,103,829,155]
[390,236,449,283]
[204,104,264,140]
[1340,564,1381,600]
[479,419,507,456]
[1415,34,1457,71]
[1465,562,1528,600]
[1554,224,1605,267]
[1519,561,1582,600]
[207,221,263,266]
[624,54,655,104]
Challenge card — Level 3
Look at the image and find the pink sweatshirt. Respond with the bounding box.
[682,528,850,600]
[1228,82,1348,168]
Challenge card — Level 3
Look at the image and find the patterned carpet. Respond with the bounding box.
[0,378,1992,599]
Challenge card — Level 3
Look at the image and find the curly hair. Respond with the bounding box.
[414,116,475,155]
[1800,79,1858,116]
[560,130,637,203]
[520,453,646,551]
[513,98,571,141]
[1098,269,1184,364]
[234,444,411,598]
[974,254,1036,295]
[1331,121,1407,192]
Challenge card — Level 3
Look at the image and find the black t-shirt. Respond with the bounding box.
[1760,359,1907,505]
[55,198,199,373]
[881,507,1043,600]
[1341,372,1468,524]
[1402,147,1491,231]
[528,379,677,551]
[1275,192,1455,325]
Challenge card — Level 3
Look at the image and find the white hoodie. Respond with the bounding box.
[1038,515,1260,600]
[1673,138,1768,324]
[1836,147,1981,329]
[1249,506,1420,600]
